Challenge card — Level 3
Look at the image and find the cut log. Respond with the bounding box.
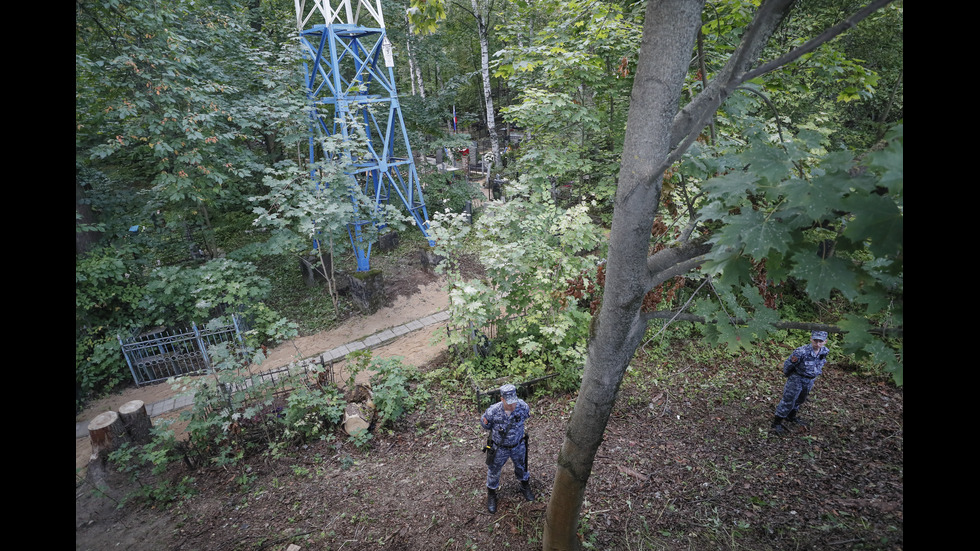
[119,400,152,445]
[343,401,375,436]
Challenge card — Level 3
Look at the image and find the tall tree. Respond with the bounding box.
[409,0,503,165]
[541,0,898,548]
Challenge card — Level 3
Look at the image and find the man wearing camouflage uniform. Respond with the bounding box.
[771,330,830,435]
[481,384,534,513]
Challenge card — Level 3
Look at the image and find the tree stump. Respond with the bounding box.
[346,269,385,314]
[86,411,128,486]
[88,411,127,461]
[343,400,375,436]
[119,400,152,445]
[378,231,400,252]
[420,246,445,273]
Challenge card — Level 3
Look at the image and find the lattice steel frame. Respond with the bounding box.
[295,0,434,271]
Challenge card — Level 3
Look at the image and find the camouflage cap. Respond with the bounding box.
[811,330,828,342]
[500,384,518,404]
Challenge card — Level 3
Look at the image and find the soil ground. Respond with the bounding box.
[75,250,903,551]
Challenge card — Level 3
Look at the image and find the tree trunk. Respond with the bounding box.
[542,0,884,547]
[88,411,127,460]
[119,400,152,445]
[404,16,426,98]
[543,7,705,549]
[471,0,500,168]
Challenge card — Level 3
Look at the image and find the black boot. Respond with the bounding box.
[487,488,498,513]
[520,480,535,502]
[770,416,787,435]
[787,411,807,427]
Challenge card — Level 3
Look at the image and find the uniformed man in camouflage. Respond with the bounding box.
[480,384,534,513]
[771,330,830,435]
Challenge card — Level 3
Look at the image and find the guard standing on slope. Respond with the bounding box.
[771,330,830,435]
[481,384,534,513]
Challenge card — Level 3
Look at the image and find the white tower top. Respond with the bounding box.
[295,0,387,31]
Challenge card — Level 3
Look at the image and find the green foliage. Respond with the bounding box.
[76,243,147,405]
[280,382,346,444]
[140,259,268,325]
[76,333,132,411]
[430,179,603,390]
[349,428,374,450]
[75,0,305,404]
[247,250,345,337]
[346,351,430,430]
[406,0,448,35]
[753,0,903,148]
[693,121,903,383]
[76,249,297,406]
[76,0,304,261]
[420,172,482,215]
[494,0,642,213]
[76,244,145,329]
[138,257,298,349]
[370,357,430,429]
[107,425,197,506]
[175,345,341,467]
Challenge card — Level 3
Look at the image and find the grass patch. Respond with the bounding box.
[255,253,347,336]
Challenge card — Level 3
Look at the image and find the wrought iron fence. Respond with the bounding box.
[118,314,250,386]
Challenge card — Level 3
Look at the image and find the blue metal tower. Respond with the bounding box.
[294,0,435,271]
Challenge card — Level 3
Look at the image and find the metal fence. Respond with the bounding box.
[118,314,250,386]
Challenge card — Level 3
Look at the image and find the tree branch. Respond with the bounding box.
[645,241,711,290]
[669,0,795,153]
[740,0,894,84]
[639,310,903,338]
[660,0,894,177]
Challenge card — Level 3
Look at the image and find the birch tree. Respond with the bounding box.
[409,0,502,166]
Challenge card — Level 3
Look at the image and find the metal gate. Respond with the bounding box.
[118,314,249,386]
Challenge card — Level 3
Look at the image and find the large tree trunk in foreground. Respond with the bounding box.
[542,0,896,547]
[541,0,806,548]
[542,3,706,547]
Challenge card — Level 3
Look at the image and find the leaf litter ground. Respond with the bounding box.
[76,256,902,551]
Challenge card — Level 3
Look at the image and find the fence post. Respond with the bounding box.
[118,334,143,387]
[468,322,479,358]
[232,313,249,358]
[193,322,213,373]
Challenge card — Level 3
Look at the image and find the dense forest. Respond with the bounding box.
[76,1,902,549]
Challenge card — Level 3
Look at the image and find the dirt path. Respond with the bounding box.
[75,278,451,474]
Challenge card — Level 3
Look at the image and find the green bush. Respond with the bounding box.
[347,351,429,431]
[280,383,346,444]
[421,172,482,215]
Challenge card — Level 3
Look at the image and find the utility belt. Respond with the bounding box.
[485,433,528,466]
[493,437,524,449]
